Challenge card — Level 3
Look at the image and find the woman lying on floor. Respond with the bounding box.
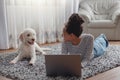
[62,13,109,67]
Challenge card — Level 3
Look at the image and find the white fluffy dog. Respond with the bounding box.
[10,28,48,65]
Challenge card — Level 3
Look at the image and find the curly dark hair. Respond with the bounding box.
[65,13,84,37]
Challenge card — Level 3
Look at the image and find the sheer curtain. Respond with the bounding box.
[0,0,80,49]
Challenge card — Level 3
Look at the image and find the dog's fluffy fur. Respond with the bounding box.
[10,28,48,65]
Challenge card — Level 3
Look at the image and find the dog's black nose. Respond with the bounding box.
[32,39,35,41]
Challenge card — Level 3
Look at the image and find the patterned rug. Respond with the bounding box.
[0,43,120,80]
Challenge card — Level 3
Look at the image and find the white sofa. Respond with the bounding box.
[78,0,120,40]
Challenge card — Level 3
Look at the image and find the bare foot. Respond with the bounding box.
[42,52,46,55]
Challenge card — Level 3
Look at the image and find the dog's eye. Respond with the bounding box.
[27,34,30,37]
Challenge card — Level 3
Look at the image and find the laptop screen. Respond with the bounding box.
[45,54,81,77]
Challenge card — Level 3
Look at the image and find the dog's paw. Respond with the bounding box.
[42,51,46,55]
[42,48,52,51]
[29,62,34,66]
[9,60,16,64]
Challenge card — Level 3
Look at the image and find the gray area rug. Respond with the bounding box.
[0,43,120,80]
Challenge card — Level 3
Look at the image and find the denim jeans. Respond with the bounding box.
[93,34,109,58]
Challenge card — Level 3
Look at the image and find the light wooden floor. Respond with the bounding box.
[0,76,12,80]
[86,67,120,80]
[0,41,120,80]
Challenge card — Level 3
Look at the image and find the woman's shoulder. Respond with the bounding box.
[81,33,94,40]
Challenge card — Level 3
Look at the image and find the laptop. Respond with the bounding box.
[44,54,81,77]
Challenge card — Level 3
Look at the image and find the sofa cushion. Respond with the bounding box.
[94,14,110,20]
[88,20,116,28]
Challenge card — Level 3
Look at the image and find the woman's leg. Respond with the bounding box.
[93,34,109,58]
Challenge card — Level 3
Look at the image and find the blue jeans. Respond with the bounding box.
[93,34,109,58]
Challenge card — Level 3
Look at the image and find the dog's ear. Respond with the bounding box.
[19,33,24,42]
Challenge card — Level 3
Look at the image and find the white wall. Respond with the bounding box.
[0,0,9,49]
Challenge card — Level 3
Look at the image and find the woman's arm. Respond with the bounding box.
[81,35,94,67]
[61,42,69,54]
